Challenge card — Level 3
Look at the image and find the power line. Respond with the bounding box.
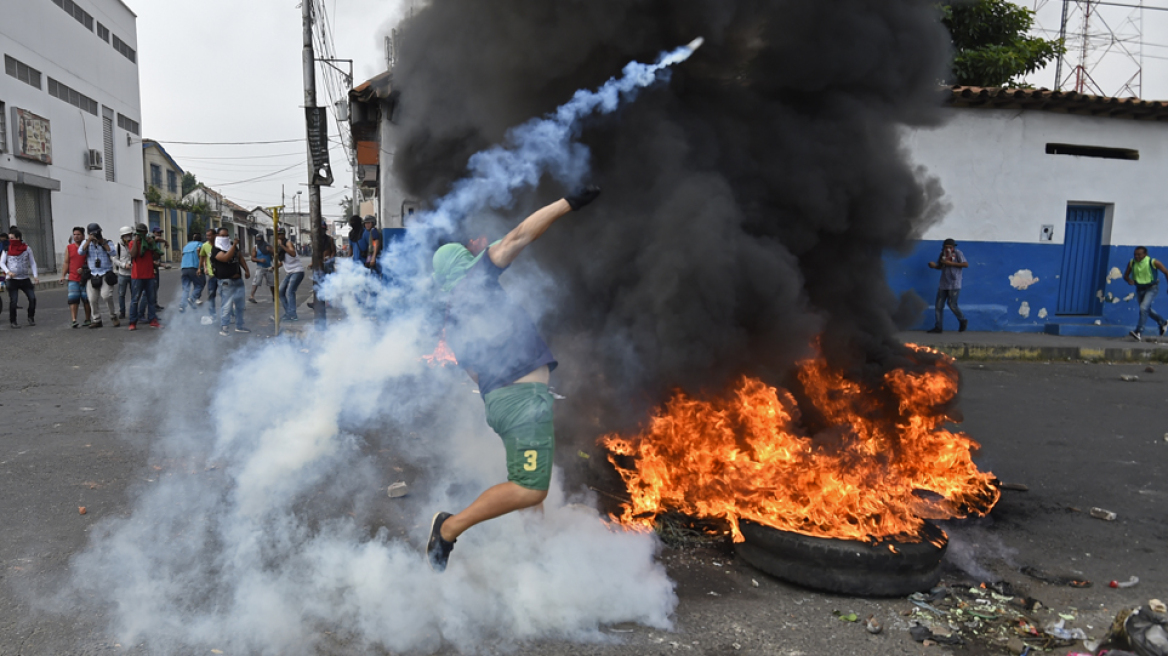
[153,138,304,146]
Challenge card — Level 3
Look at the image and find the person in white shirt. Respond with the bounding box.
[276,229,306,321]
[0,227,39,329]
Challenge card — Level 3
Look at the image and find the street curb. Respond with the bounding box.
[928,343,1168,363]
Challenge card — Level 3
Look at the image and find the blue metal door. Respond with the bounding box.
[1057,205,1105,315]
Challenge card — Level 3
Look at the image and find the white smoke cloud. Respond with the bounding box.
[59,42,696,654]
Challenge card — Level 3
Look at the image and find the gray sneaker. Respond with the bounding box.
[1160,322,1167,337]
[1129,330,1142,342]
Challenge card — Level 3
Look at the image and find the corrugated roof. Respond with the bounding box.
[352,70,392,103]
[948,86,1168,121]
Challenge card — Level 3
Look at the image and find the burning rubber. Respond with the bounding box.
[734,520,948,597]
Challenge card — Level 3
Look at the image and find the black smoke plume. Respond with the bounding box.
[391,1,951,445]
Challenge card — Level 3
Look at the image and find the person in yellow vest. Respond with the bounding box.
[1123,246,1168,341]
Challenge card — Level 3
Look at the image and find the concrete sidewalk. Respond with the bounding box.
[899,329,1168,362]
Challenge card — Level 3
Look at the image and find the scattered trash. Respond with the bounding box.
[1123,605,1168,656]
[78,506,86,515]
[1120,375,1139,382]
[833,611,859,622]
[1090,507,1119,521]
[577,450,590,459]
[1044,618,1088,641]
[1145,366,1156,373]
[1021,566,1092,588]
[1110,576,1139,589]
[751,579,759,588]
[1152,599,1167,614]
[865,615,883,634]
[909,625,963,645]
[1000,482,1030,492]
[387,481,408,498]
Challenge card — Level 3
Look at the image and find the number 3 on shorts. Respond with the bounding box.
[523,450,538,471]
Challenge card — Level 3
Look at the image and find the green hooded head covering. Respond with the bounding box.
[432,243,485,292]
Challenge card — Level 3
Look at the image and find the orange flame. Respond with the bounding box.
[422,331,459,367]
[602,345,999,543]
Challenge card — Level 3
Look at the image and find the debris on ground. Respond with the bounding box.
[1000,482,1030,492]
[865,615,883,634]
[1091,507,1119,521]
[78,506,86,515]
[387,481,408,498]
[1093,604,1168,656]
[1021,565,1092,588]
[1145,366,1156,373]
[833,611,858,622]
[1120,375,1139,382]
[1110,577,1140,589]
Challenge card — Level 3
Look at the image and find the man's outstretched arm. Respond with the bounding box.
[488,187,600,268]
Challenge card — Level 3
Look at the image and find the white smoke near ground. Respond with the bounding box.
[941,523,1019,583]
[60,44,698,654]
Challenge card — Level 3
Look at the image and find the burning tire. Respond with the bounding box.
[734,520,947,597]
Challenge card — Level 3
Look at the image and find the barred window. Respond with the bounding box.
[97,22,110,43]
[111,34,136,64]
[4,55,43,89]
[117,113,139,135]
[48,78,99,116]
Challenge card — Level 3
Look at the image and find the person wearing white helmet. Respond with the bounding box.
[113,225,135,319]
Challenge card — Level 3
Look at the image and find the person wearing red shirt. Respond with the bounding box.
[58,226,92,328]
[127,224,162,330]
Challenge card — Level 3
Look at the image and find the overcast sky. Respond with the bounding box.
[132,0,411,220]
[129,0,1167,220]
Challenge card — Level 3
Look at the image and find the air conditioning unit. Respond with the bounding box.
[358,165,379,183]
[86,149,103,170]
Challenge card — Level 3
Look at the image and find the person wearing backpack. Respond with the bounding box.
[1123,246,1168,341]
[127,224,163,330]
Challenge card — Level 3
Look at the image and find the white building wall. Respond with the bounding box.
[0,0,142,271]
[904,108,1168,247]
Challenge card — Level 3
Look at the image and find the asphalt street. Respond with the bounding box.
[1,279,1165,655]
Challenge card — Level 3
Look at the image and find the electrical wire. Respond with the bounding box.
[153,138,305,145]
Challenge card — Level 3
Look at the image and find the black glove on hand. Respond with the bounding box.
[565,185,601,211]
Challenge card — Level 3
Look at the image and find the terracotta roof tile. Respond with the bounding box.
[947,86,1168,121]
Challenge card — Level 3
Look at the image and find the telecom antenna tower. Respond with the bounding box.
[1036,0,1145,96]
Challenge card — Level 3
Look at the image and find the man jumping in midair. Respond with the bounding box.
[426,186,600,572]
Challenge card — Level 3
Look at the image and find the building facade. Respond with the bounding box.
[888,87,1168,336]
[0,0,143,271]
[142,138,185,259]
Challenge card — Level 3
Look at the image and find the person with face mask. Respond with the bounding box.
[211,227,251,335]
[927,238,969,334]
[0,227,39,328]
[113,226,135,319]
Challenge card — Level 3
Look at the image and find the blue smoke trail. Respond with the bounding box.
[417,38,704,234]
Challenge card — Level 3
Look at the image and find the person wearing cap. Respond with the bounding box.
[361,215,381,270]
[113,226,135,319]
[927,238,969,334]
[77,223,119,328]
[127,223,163,330]
[425,186,600,573]
[59,226,93,328]
[1,226,39,328]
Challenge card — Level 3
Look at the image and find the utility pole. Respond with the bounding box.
[301,0,327,328]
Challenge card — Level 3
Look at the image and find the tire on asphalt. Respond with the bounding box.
[734,519,947,597]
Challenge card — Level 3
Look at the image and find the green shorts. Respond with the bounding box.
[483,382,555,491]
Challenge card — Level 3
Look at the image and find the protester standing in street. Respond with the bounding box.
[199,228,218,318]
[1,227,38,328]
[277,230,305,321]
[127,224,162,330]
[211,227,250,335]
[150,227,168,313]
[308,220,336,312]
[77,223,119,328]
[61,227,93,328]
[425,187,600,573]
[363,216,381,271]
[247,236,275,304]
[113,226,134,319]
[347,215,364,262]
[1123,246,1168,341]
[926,238,969,334]
[179,232,204,313]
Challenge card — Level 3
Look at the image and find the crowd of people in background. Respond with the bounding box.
[0,216,343,332]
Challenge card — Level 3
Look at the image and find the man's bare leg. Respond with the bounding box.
[441,482,547,542]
